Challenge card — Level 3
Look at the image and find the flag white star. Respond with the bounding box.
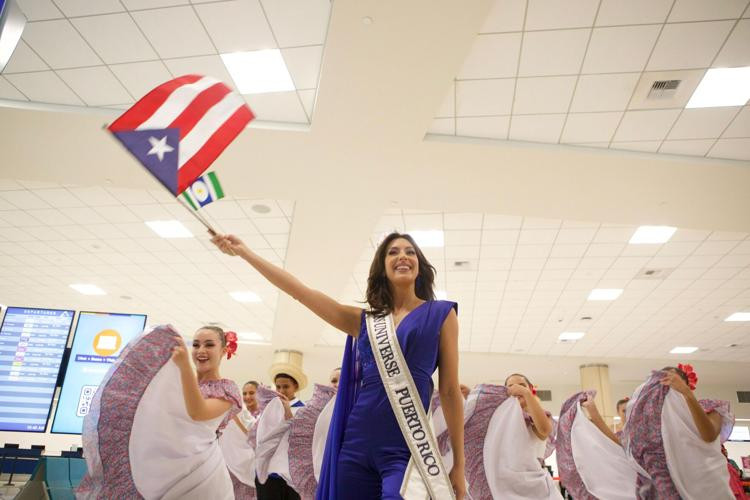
[147,136,174,162]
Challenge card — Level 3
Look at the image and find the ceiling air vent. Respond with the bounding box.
[634,268,674,280]
[537,390,552,402]
[647,80,681,100]
[451,260,472,270]
[738,391,750,403]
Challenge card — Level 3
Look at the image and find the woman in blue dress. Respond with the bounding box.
[212,231,466,499]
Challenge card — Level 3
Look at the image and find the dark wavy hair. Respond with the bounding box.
[366,232,436,316]
[662,366,689,384]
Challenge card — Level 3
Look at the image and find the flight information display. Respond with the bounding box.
[52,311,146,434]
[0,307,75,432]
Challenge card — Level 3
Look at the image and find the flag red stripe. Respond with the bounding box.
[177,105,255,194]
[108,74,203,132]
[168,82,232,140]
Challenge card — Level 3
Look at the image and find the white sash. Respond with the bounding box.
[365,313,455,500]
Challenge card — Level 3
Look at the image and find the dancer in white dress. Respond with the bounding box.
[77,325,241,500]
[463,374,561,500]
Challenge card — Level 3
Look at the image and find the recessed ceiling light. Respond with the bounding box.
[669,346,698,354]
[70,284,106,296]
[725,312,750,322]
[686,67,750,108]
[409,230,444,248]
[587,288,623,301]
[145,220,193,238]
[221,50,295,95]
[435,290,448,300]
[629,225,676,244]
[558,331,585,341]
[237,331,265,342]
[230,291,261,303]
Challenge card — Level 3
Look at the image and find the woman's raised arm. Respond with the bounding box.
[212,233,362,336]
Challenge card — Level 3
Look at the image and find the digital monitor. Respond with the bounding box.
[0,307,75,432]
[51,311,146,434]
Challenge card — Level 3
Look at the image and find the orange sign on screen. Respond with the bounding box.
[92,329,122,357]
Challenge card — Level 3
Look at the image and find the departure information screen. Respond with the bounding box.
[0,307,74,432]
[52,311,146,434]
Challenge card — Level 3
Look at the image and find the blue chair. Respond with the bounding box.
[47,487,75,500]
[68,458,87,488]
[43,457,71,489]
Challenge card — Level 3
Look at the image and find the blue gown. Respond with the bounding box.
[317,300,457,499]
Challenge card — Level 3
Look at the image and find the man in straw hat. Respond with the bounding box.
[255,350,308,500]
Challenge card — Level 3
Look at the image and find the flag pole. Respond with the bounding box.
[176,196,217,236]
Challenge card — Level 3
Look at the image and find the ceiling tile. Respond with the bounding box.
[427,118,454,136]
[570,73,640,113]
[254,217,290,234]
[243,92,308,123]
[456,116,510,140]
[713,19,750,67]
[708,138,750,160]
[561,112,622,143]
[53,0,124,16]
[611,141,662,153]
[0,192,49,211]
[646,21,735,71]
[67,186,121,206]
[58,207,107,225]
[15,0,63,21]
[524,0,599,30]
[595,0,672,25]
[298,89,317,120]
[614,109,681,142]
[509,114,565,143]
[132,6,216,59]
[4,71,83,105]
[722,106,750,138]
[57,66,132,106]
[109,61,173,100]
[122,0,189,8]
[195,0,276,53]
[628,70,706,110]
[164,55,237,91]
[35,188,85,207]
[22,20,102,69]
[458,33,521,79]
[513,76,577,114]
[480,0,526,33]
[445,213,483,230]
[2,40,49,74]
[668,0,749,22]
[583,25,661,74]
[667,107,740,140]
[0,76,27,100]
[456,79,514,116]
[519,29,589,77]
[281,45,323,90]
[72,13,158,65]
[259,0,330,47]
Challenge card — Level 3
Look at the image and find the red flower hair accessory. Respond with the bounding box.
[225,331,238,360]
[677,363,698,390]
[530,384,537,396]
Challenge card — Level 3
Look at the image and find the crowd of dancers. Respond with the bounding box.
[74,232,746,500]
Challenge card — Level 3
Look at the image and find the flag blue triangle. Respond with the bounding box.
[112,128,180,195]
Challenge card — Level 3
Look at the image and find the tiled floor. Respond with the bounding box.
[0,475,29,499]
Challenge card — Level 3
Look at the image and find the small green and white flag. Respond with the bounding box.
[181,171,224,210]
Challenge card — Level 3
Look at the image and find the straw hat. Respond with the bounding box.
[268,349,308,391]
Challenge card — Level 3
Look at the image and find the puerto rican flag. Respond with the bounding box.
[108,75,254,195]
